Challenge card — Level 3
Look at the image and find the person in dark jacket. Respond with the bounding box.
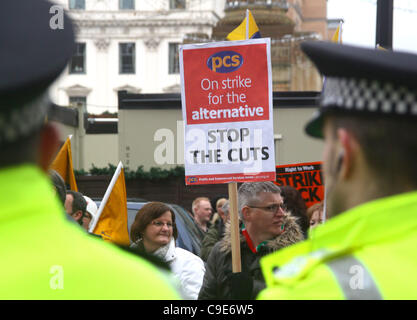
[209,197,227,225]
[192,197,213,234]
[200,200,230,261]
[280,185,310,239]
[198,182,304,300]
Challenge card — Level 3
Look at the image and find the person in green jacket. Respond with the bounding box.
[200,200,230,262]
[258,41,417,300]
[0,0,179,299]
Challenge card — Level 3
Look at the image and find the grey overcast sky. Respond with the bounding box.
[327,0,417,54]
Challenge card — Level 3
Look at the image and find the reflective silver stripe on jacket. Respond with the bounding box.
[326,255,383,300]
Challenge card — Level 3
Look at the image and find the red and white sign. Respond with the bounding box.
[180,39,275,185]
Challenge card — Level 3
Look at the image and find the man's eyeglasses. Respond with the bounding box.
[151,221,173,229]
[247,203,286,213]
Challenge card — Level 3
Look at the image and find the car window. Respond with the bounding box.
[169,204,202,256]
[127,208,142,238]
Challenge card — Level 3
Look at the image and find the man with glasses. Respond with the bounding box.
[198,182,304,300]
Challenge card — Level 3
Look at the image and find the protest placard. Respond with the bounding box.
[275,162,324,208]
[180,38,275,185]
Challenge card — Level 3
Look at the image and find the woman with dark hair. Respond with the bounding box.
[130,202,205,299]
[280,185,310,239]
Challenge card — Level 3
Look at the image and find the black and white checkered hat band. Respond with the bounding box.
[322,77,417,116]
[0,93,50,145]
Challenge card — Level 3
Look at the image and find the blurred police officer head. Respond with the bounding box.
[0,0,75,170]
[302,41,417,218]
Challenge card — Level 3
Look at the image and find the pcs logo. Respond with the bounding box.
[207,51,243,73]
[187,177,198,184]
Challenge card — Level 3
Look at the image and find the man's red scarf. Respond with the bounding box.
[241,224,285,254]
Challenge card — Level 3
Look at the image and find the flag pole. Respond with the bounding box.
[230,2,244,267]
[228,8,248,274]
[338,21,343,43]
[246,9,249,40]
[231,8,247,269]
[89,161,123,233]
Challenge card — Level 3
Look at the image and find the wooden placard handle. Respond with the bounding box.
[228,182,241,273]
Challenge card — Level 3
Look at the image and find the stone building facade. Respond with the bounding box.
[50,0,225,114]
[50,0,331,114]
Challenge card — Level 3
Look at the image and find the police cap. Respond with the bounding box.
[0,0,75,145]
[301,41,417,138]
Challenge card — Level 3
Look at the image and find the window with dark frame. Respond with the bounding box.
[69,96,86,108]
[119,43,136,74]
[69,0,85,10]
[170,0,186,9]
[69,43,86,74]
[119,0,135,10]
[169,43,180,74]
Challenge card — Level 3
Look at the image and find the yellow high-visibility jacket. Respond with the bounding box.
[0,165,180,299]
[258,190,417,300]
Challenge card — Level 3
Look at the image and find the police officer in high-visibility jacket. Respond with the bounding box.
[258,41,417,300]
[0,0,179,299]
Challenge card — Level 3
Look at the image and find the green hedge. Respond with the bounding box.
[74,164,185,181]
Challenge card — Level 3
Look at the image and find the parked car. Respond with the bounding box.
[93,199,203,256]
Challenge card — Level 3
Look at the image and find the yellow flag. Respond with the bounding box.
[91,162,130,246]
[331,22,342,43]
[50,136,78,191]
[227,9,261,41]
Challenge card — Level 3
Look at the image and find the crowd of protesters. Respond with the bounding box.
[48,165,323,299]
[126,182,323,299]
